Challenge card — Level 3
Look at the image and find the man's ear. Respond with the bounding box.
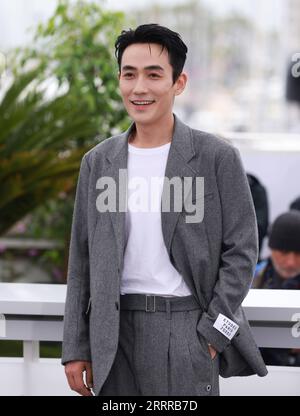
[174,72,188,96]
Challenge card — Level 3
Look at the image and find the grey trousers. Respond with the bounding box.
[98,294,220,396]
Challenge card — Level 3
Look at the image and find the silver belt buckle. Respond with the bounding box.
[146,295,156,312]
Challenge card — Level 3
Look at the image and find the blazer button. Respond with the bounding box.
[206,384,211,392]
[115,301,119,310]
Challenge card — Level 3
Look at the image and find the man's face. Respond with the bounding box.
[118,43,186,126]
[271,250,300,279]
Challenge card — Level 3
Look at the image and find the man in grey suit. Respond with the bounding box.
[62,23,268,396]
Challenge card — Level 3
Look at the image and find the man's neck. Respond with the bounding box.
[129,113,174,148]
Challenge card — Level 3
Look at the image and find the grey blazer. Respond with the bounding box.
[61,114,268,396]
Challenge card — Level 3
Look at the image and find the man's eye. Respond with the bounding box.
[123,73,133,78]
[149,73,160,78]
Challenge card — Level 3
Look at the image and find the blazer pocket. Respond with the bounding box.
[85,297,92,315]
[190,191,214,203]
[203,192,214,201]
[181,192,214,222]
[183,192,214,209]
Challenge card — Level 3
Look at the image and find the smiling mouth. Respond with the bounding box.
[130,100,155,106]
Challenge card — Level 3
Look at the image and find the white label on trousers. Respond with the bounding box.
[213,313,239,340]
[0,314,6,337]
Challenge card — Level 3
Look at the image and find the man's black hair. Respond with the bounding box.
[115,23,188,84]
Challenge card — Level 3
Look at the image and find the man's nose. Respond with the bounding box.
[132,76,148,94]
[285,252,297,267]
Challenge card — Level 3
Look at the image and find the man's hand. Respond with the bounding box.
[208,344,217,360]
[65,360,94,396]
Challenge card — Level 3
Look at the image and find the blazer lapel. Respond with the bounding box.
[100,125,132,271]
[100,114,197,271]
[161,114,197,258]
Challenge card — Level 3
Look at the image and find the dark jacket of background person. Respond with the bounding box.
[253,258,300,290]
[247,173,269,261]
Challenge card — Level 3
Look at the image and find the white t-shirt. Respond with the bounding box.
[120,141,192,297]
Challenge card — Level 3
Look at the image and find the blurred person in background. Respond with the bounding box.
[253,210,300,365]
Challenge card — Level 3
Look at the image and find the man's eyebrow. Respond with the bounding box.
[121,65,165,72]
[144,65,164,72]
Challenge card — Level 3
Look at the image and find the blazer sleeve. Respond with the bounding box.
[196,145,259,353]
[61,154,92,365]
